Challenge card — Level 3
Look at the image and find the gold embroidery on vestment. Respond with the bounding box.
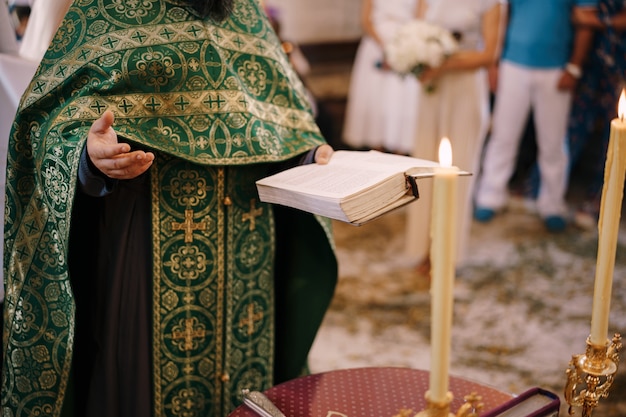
[239,302,264,335]
[171,209,207,243]
[242,199,263,231]
[172,317,208,352]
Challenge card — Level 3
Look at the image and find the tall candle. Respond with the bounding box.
[589,90,626,346]
[429,137,458,403]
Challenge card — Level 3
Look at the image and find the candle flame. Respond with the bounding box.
[619,89,626,120]
[438,137,453,167]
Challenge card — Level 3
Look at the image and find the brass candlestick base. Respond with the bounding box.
[414,391,454,417]
[565,333,622,417]
[410,391,483,417]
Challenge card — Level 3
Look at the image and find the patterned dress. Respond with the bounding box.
[0,1,337,416]
[567,0,626,217]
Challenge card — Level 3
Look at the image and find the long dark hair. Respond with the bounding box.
[189,0,234,21]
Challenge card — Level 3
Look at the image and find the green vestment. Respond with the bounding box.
[1,1,338,416]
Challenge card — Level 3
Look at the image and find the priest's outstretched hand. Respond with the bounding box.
[87,110,155,179]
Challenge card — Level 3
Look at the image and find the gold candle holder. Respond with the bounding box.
[414,391,454,417]
[564,333,622,417]
[410,391,483,417]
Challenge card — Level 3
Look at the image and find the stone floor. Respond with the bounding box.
[307,199,626,416]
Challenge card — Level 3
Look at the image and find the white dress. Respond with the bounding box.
[342,0,419,154]
[405,0,501,267]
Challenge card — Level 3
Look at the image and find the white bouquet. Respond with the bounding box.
[384,20,459,78]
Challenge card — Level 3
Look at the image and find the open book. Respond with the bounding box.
[256,150,469,225]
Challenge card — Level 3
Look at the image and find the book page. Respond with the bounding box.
[330,150,440,171]
[352,194,416,224]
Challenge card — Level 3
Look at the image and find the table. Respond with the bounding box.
[229,367,514,417]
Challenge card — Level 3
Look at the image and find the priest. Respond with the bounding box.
[0,0,338,416]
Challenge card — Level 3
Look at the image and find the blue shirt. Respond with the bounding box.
[502,0,598,68]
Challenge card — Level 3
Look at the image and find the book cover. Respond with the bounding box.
[481,387,560,417]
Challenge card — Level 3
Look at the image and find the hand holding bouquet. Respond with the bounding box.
[383,20,459,89]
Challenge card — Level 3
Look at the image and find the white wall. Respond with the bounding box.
[266,0,363,44]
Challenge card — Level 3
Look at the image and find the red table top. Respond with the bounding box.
[229,367,514,417]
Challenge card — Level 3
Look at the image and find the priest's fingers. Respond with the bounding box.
[90,110,115,134]
[87,141,133,176]
[314,144,333,165]
[87,111,131,161]
[88,111,123,147]
[89,141,131,160]
[99,150,155,179]
[107,160,154,179]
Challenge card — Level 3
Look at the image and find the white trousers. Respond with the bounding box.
[475,61,571,217]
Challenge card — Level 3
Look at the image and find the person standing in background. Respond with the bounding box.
[473,0,598,232]
[405,0,507,272]
[342,0,421,155]
[561,0,626,229]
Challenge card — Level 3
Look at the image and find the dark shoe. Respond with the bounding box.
[474,207,496,222]
[544,215,567,232]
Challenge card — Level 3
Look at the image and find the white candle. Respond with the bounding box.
[589,90,626,346]
[429,137,458,403]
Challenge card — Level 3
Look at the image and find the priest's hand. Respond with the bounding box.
[87,110,155,179]
[314,144,333,164]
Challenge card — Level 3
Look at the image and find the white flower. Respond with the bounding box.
[384,20,459,76]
